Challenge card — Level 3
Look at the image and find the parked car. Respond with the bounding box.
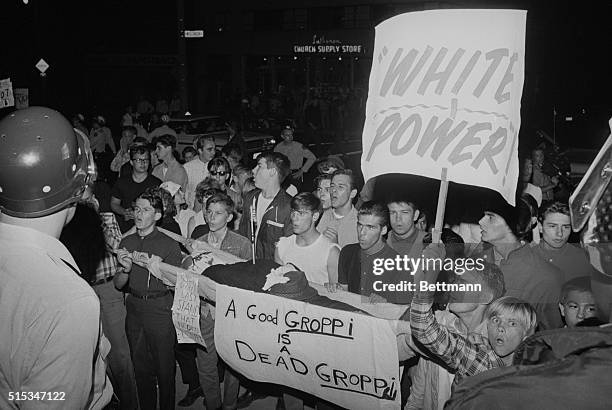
[168,114,277,155]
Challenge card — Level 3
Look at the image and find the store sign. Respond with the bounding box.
[294,35,364,54]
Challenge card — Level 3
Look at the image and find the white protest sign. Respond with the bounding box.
[0,78,15,108]
[14,88,28,109]
[361,9,525,205]
[215,285,401,410]
[171,271,207,346]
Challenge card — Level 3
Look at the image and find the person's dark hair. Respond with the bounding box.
[206,192,235,214]
[208,157,232,184]
[331,168,358,192]
[540,200,570,222]
[560,276,593,303]
[129,145,151,161]
[386,193,419,212]
[222,143,244,162]
[195,136,214,151]
[515,196,536,240]
[358,201,389,227]
[147,186,176,219]
[257,152,291,182]
[131,136,149,146]
[59,203,106,284]
[122,125,137,136]
[233,164,252,178]
[149,136,160,152]
[182,146,197,161]
[156,134,177,150]
[195,178,223,205]
[137,187,164,215]
[314,173,333,188]
[417,211,429,231]
[291,192,322,214]
[487,195,534,240]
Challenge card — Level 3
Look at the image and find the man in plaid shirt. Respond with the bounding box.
[410,244,537,385]
[92,212,139,409]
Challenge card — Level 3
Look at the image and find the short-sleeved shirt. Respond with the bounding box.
[338,243,409,304]
[184,158,210,208]
[119,228,182,296]
[316,207,358,249]
[111,174,162,232]
[0,223,113,409]
[152,159,188,190]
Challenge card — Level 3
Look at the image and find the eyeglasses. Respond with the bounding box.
[210,171,228,176]
[132,158,149,164]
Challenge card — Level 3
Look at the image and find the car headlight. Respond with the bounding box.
[269,138,276,145]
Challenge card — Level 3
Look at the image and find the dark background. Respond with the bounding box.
[2,0,611,149]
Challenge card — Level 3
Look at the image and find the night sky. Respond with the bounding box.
[2,0,611,148]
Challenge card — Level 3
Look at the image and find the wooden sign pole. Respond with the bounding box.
[432,167,449,244]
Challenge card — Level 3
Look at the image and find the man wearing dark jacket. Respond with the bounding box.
[239,152,293,260]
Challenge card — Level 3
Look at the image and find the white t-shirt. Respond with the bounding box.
[184,158,209,209]
[276,234,339,285]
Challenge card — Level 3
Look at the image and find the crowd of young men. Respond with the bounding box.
[0,106,609,410]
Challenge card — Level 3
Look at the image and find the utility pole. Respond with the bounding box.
[177,0,188,113]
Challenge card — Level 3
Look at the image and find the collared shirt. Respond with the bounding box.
[94,212,122,283]
[152,158,188,190]
[119,228,182,296]
[184,158,210,209]
[200,230,252,260]
[316,206,358,248]
[406,310,488,410]
[410,291,506,385]
[0,222,113,409]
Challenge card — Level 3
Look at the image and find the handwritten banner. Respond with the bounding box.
[361,9,525,205]
[215,285,401,410]
[0,78,14,108]
[172,271,206,346]
[14,88,28,109]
